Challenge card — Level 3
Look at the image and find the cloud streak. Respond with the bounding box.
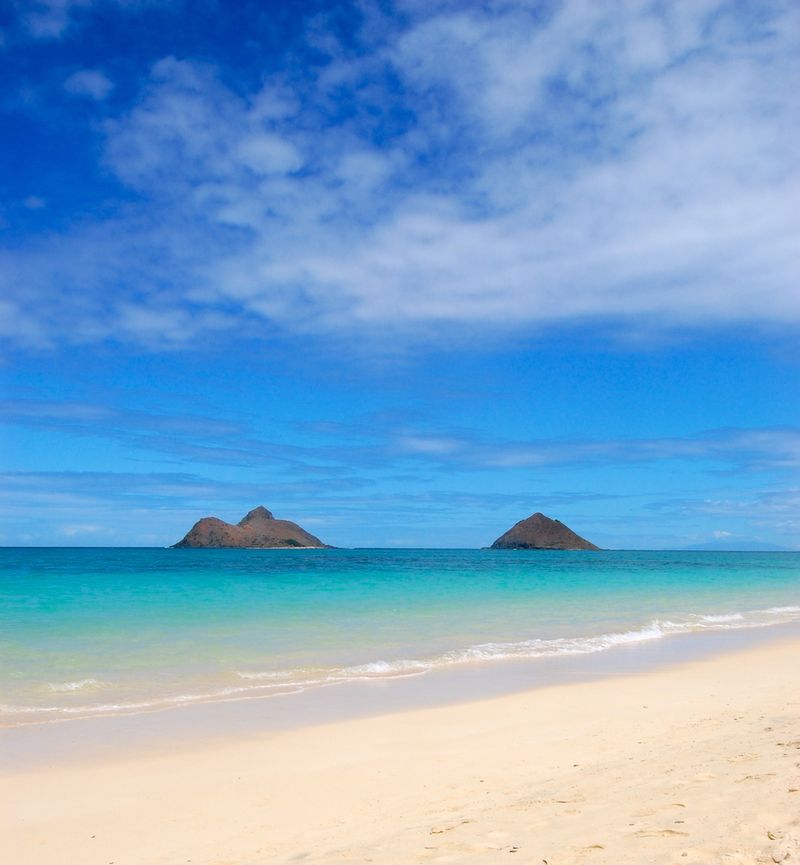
[396,427,800,473]
[4,399,799,476]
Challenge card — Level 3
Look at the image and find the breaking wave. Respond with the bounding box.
[46,678,108,692]
[4,603,799,726]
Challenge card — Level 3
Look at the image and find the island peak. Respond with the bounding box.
[172,506,328,549]
[490,512,600,551]
[238,505,274,525]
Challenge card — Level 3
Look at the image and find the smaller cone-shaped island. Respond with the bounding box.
[172,506,329,549]
[490,512,600,550]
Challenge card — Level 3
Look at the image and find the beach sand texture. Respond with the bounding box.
[3,637,799,865]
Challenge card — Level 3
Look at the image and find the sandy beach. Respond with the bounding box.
[2,636,799,865]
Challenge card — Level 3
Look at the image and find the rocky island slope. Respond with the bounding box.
[490,512,600,550]
[172,506,329,549]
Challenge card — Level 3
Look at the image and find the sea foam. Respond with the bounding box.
[4,602,799,726]
[46,678,108,692]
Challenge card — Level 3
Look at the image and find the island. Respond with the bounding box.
[171,505,329,549]
[490,512,600,550]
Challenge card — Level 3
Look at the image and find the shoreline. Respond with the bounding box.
[5,606,800,736]
[2,620,800,769]
[3,631,800,863]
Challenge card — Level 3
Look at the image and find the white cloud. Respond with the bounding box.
[59,523,107,536]
[64,68,113,100]
[3,0,799,349]
[0,299,48,347]
[236,134,303,176]
[22,0,92,39]
[18,0,173,41]
[397,435,465,455]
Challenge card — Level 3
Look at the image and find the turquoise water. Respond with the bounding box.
[1,548,799,724]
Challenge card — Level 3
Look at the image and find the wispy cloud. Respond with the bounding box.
[394,427,800,473]
[13,0,165,42]
[2,0,798,351]
[643,487,800,546]
[648,487,800,519]
[3,398,799,476]
[0,469,370,506]
[18,0,93,40]
[0,399,365,472]
[64,68,113,100]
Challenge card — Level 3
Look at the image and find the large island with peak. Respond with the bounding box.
[172,506,329,549]
[490,512,600,550]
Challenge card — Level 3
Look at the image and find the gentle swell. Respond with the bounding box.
[3,603,799,725]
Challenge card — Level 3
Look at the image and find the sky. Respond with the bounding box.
[1,0,798,549]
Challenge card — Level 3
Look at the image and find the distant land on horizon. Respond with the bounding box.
[170,507,604,551]
[490,512,600,551]
[677,540,794,552]
[172,506,329,549]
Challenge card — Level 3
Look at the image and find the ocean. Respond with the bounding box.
[1,547,799,726]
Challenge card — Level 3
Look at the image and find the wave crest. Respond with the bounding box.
[47,678,107,692]
[5,602,799,726]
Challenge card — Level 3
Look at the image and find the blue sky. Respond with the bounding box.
[1,0,798,548]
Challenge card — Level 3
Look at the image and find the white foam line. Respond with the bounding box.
[4,602,799,727]
[47,678,108,692]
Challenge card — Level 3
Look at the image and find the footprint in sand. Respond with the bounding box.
[429,819,474,835]
[633,802,685,819]
[735,773,776,783]
[727,753,760,763]
[768,829,800,863]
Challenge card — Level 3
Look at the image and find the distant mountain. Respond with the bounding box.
[490,512,600,550]
[172,506,329,549]
[680,539,793,552]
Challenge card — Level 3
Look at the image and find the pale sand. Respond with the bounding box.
[3,638,800,865]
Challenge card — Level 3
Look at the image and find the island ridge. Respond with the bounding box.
[172,506,329,549]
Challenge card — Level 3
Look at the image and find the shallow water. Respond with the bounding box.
[1,547,798,725]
